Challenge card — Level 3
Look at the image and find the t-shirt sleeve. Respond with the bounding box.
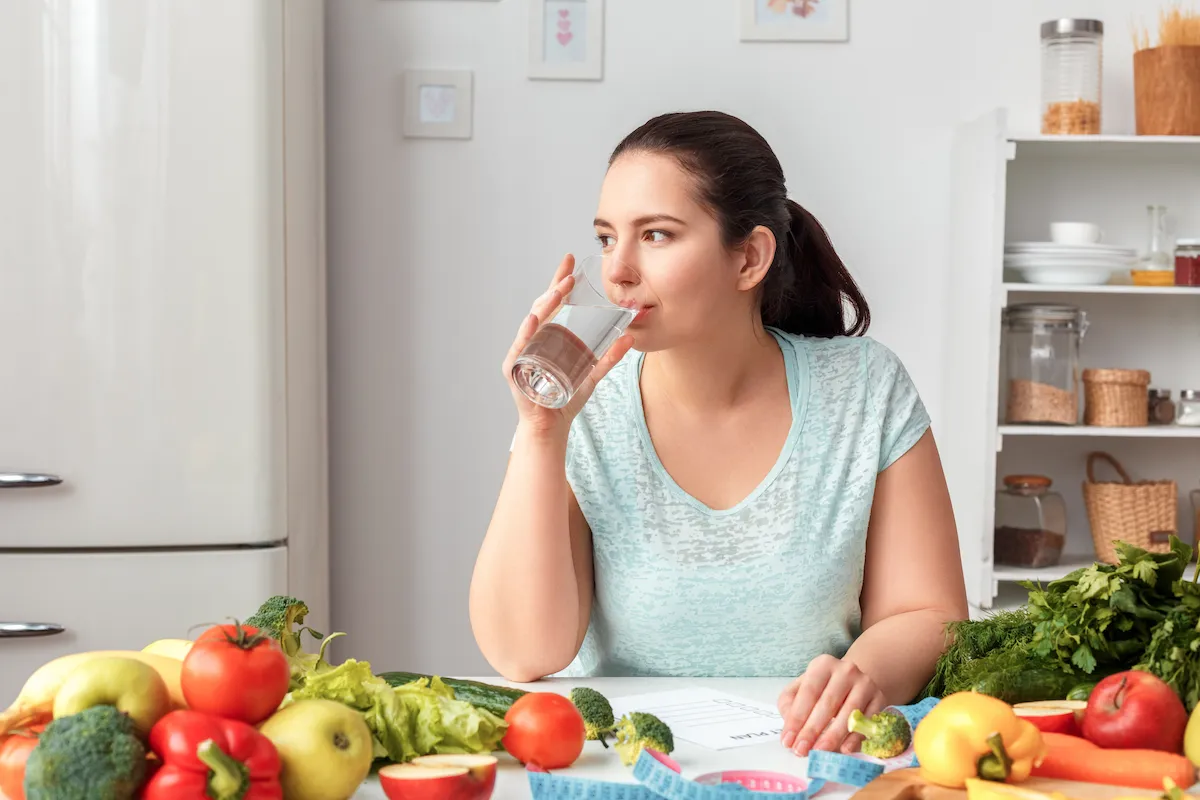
[866,339,931,472]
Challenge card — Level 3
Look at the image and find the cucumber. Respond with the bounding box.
[1066,681,1097,702]
[971,667,1081,704]
[379,672,528,718]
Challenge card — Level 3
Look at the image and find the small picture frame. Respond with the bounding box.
[739,0,849,42]
[402,69,473,139]
[528,0,604,81]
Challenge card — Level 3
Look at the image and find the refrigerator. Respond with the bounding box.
[0,0,329,698]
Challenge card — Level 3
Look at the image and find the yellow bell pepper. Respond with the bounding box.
[913,692,1047,789]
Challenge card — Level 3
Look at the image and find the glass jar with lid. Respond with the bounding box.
[994,475,1067,568]
[1041,19,1104,135]
[1176,238,1200,286]
[1003,303,1088,425]
[1178,390,1200,427]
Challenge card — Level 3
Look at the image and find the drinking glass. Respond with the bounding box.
[512,254,635,409]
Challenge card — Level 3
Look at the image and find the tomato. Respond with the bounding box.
[501,692,586,770]
[0,725,44,800]
[181,621,290,726]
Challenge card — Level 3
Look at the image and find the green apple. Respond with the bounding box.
[52,655,172,738]
[258,699,374,800]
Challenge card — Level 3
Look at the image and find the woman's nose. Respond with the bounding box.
[604,252,639,287]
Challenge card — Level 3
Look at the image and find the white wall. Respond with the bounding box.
[325,0,1169,674]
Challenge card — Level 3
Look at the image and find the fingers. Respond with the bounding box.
[777,676,803,719]
[813,682,878,755]
[780,656,835,753]
[788,668,852,757]
[502,275,576,376]
[547,253,575,293]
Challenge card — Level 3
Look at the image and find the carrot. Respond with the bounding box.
[1032,741,1196,790]
[1040,732,1097,750]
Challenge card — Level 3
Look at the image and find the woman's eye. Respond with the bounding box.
[595,234,615,248]
[646,230,670,243]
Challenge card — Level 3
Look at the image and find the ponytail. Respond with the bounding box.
[759,200,869,339]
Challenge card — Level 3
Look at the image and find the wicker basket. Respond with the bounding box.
[1083,368,1151,427]
[1083,451,1177,564]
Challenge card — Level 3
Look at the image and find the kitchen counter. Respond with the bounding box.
[353,676,858,800]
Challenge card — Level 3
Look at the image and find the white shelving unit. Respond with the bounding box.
[943,109,1200,611]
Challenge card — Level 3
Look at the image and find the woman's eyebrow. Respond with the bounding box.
[593,214,688,228]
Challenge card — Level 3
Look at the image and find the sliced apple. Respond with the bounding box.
[379,756,497,800]
[1013,700,1087,735]
[412,754,498,789]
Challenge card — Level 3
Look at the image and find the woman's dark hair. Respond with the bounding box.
[609,110,869,338]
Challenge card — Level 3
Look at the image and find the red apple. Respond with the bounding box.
[1013,700,1087,735]
[1081,670,1187,752]
[379,754,498,800]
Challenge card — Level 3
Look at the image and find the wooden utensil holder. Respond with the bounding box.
[1135,45,1200,135]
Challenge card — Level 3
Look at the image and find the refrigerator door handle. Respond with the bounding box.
[0,623,66,637]
[0,473,63,488]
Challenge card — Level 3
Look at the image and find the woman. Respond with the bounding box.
[469,111,968,757]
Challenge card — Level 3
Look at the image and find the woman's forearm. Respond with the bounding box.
[469,424,585,682]
[844,607,958,704]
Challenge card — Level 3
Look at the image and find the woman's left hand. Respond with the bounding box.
[776,654,887,756]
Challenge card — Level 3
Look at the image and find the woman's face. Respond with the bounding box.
[592,152,758,353]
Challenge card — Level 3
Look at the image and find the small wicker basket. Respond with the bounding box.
[1083,368,1151,427]
[1083,451,1177,564]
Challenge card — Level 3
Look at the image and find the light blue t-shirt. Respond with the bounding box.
[555,327,931,678]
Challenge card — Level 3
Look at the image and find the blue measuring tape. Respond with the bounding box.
[527,697,940,799]
[528,749,824,800]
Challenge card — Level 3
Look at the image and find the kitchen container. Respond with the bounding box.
[994,475,1067,568]
[1083,452,1177,564]
[1002,304,1087,425]
[1041,19,1104,135]
[1176,239,1200,286]
[1179,391,1200,427]
[1083,368,1151,427]
[1149,389,1177,425]
[1192,488,1200,545]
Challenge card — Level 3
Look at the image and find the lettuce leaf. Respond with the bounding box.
[285,659,508,762]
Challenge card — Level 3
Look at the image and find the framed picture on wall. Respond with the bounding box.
[739,0,849,42]
[528,0,604,80]
[402,69,473,139]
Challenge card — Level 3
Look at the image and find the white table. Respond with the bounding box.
[353,676,857,800]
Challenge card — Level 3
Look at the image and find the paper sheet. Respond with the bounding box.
[609,686,786,751]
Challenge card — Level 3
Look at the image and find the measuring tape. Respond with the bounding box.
[527,697,940,799]
[527,749,824,800]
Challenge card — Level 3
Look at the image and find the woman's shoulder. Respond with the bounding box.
[772,329,912,389]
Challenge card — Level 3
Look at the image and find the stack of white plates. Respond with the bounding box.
[1004,242,1137,286]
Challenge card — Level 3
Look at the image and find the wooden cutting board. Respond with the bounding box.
[850,768,1159,800]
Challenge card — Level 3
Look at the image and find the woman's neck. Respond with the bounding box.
[641,318,783,413]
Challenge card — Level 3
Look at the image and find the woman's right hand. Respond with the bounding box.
[503,253,634,437]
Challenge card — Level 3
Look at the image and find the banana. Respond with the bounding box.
[142,638,194,661]
[0,649,186,735]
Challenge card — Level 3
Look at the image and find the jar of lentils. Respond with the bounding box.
[1041,19,1104,135]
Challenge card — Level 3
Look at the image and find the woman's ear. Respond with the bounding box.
[736,225,776,292]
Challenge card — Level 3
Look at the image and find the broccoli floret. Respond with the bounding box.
[613,711,674,767]
[245,595,317,647]
[570,687,616,746]
[246,596,333,688]
[847,708,911,759]
[23,705,146,800]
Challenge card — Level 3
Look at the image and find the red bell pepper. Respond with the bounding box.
[143,709,282,800]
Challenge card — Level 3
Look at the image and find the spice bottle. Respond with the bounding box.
[1149,389,1177,425]
[1041,19,1103,135]
[994,475,1067,568]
